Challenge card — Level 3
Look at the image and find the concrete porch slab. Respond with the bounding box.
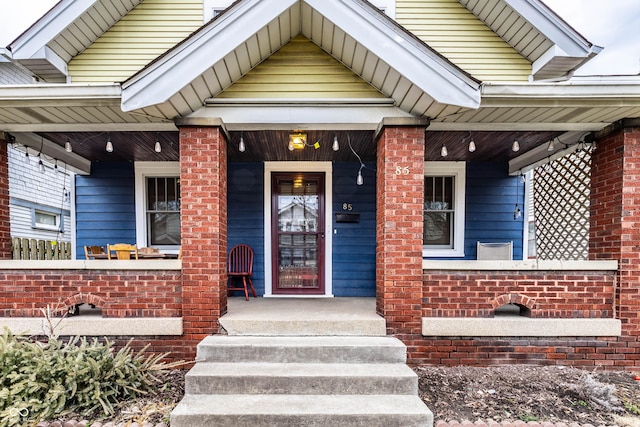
[220,297,386,336]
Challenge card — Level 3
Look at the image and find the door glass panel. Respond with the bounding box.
[274,175,322,292]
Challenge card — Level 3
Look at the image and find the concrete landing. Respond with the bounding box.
[220,297,386,336]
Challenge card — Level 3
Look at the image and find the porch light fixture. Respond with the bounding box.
[512,139,520,152]
[64,138,72,153]
[440,144,448,157]
[332,135,339,151]
[356,166,364,186]
[105,134,113,153]
[238,135,245,153]
[468,139,476,153]
[289,132,307,150]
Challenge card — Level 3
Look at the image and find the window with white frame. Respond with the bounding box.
[423,162,465,257]
[203,0,233,22]
[135,162,180,249]
[33,209,62,232]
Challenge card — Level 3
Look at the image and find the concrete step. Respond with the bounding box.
[185,362,418,395]
[170,394,433,427]
[221,297,386,336]
[196,336,408,363]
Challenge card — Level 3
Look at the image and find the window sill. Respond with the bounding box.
[1,317,183,336]
[422,317,621,337]
[0,260,181,270]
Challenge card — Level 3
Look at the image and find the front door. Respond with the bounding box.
[272,172,325,295]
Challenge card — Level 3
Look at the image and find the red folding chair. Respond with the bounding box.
[227,244,257,300]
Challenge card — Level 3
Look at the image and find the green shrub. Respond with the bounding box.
[0,328,177,426]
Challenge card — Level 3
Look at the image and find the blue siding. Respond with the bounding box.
[331,163,376,297]
[227,163,265,296]
[75,162,136,259]
[464,162,525,260]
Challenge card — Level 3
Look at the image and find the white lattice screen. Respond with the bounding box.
[533,147,593,260]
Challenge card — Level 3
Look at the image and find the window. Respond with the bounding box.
[33,209,62,232]
[423,162,465,257]
[135,162,180,249]
[203,0,233,22]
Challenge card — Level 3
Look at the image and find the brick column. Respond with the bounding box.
[375,119,427,335]
[0,134,11,259]
[590,120,640,364]
[178,121,228,351]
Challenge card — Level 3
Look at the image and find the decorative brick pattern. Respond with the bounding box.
[0,269,181,318]
[376,125,425,335]
[179,126,228,356]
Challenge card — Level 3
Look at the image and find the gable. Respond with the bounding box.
[68,0,204,83]
[217,36,387,100]
[396,0,531,82]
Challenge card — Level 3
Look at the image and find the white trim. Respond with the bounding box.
[422,259,618,271]
[134,161,180,251]
[423,162,466,258]
[263,162,333,297]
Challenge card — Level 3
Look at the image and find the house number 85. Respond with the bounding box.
[395,166,410,175]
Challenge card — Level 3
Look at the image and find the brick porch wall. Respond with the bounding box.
[376,123,426,335]
[0,269,182,318]
[179,125,228,359]
[0,135,11,259]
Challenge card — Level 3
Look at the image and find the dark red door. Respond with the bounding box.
[272,172,325,295]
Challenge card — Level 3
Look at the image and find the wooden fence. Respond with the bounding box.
[11,238,72,260]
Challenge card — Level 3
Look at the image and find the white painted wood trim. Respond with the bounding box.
[263,162,333,297]
[422,259,618,271]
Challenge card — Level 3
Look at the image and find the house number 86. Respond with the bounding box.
[395,166,410,176]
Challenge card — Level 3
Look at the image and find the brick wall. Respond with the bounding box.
[0,269,181,317]
[376,124,426,335]
[179,125,228,356]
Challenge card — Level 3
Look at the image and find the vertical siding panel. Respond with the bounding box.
[68,0,204,83]
[227,162,265,295]
[464,162,524,259]
[332,162,376,297]
[396,0,531,82]
[75,162,136,258]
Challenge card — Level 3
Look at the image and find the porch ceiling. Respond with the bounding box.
[32,128,564,165]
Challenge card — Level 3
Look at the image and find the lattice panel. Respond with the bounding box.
[533,147,593,260]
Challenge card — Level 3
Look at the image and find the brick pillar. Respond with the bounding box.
[590,121,640,361]
[0,134,11,259]
[178,122,228,352]
[376,120,427,335]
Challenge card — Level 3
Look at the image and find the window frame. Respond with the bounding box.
[134,162,180,250]
[32,208,62,232]
[423,161,466,258]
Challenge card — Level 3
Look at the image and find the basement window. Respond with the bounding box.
[494,303,531,317]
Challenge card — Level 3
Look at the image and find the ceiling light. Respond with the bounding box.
[238,136,246,153]
[332,135,339,151]
[289,132,307,150]
[440,144,448,157]
[356,166,364,186]
[512,139,520,152]
[64,138,72,153]
[547,139,555,151]
[105,134,113,153]
[468,139,476,152]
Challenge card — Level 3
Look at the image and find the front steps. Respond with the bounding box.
[170,336,433,427]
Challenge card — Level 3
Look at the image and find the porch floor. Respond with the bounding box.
[220,297,386,336]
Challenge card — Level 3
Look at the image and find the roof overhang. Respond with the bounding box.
[120,0,481,122]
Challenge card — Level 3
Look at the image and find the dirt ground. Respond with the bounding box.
[39,366,640,426]
[415,365,640,426]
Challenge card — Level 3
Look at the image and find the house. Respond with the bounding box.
[0,0,638,368]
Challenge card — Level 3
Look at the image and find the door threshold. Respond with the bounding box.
[263,294,335,298]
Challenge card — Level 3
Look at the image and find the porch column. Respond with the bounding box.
[590,119,640,362]
[177,119,228,348]
[0,134,11,259]
[375,119,428,335]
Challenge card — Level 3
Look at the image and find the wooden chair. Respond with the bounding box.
[84,245,105,259]
[227,244,257,300]
[107,243,139,260]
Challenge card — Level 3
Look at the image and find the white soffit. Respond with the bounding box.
[121,0,481,119]
[8,0,141,81]
[458,0,600,80]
